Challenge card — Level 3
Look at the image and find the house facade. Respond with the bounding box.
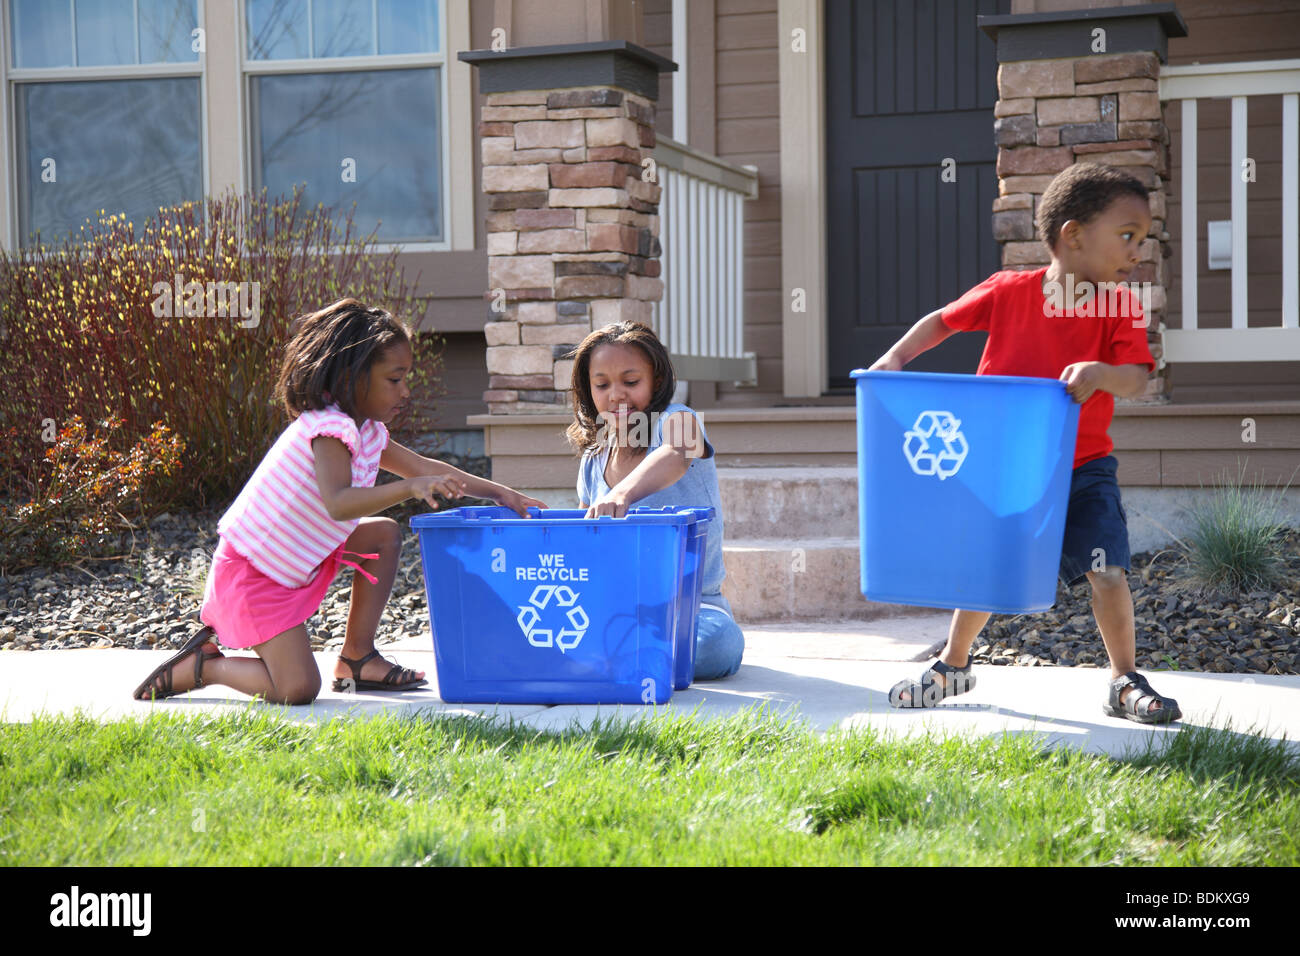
[463,0,1300,506]
[4,0,1297,504]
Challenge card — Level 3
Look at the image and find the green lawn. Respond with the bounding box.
[2,709,1296,865]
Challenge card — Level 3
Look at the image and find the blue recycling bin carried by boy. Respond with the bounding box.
[411,506,712,705]
[852,370,1080,613]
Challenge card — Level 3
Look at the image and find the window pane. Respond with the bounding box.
[11,0,72,68]
[247,0,307,60]
[17,78,203,245]
[138,0,200,63]
[252,68,442,241]
[76,0,135,67]
[377,0,439,55]
[312,0,371,58]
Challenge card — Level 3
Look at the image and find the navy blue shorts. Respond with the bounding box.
[1058,455,1131,587]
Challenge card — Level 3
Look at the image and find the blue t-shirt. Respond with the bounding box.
[576,403,726,597]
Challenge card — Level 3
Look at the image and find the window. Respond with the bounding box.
[244,0,446,244]
[8,0,204,246]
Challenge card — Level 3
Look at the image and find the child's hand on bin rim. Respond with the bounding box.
[497,488,548,517]
[586,492,631,519]
[867,351,904,372]
[408,474,468,509]
[1059,361,1106,404]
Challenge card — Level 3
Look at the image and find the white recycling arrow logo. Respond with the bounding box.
[902,410,968,480]
[516,584,589,653]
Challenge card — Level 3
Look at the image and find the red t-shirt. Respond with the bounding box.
[940,267,1154,468]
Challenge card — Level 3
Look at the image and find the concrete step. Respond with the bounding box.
[716,466,859,540]
[721,535,924,623]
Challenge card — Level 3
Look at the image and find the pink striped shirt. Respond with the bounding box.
[218,406,389,588]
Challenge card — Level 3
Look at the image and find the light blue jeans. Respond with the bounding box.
[693,593,744,681]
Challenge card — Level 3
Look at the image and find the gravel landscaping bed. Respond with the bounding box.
[0,442,491,656]
[2,504,1297,675]
[971,529,1300,675]
[0,507,438,654]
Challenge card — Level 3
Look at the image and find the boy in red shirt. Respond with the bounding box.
[869,162,1180,724]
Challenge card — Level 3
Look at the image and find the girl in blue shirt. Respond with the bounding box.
[567,321,743,681]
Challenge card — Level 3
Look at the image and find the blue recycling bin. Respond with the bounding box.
[626,506,715,689]
[411,506,710,704]
[853,370,1080,613]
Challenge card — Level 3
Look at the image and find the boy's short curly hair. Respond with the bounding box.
[1037,162,1150,251]
[276,297,411,419]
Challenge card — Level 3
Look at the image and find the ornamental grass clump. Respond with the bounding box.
[0,188,436,511]
[1182,468,1293,597]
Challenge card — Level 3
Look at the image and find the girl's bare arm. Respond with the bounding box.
[586,411,704,518]
[314,437,464,520]
[380,439,546,515]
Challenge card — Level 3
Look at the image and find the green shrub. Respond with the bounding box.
[1182,467,1293,595]
[0,188,438,510]
[0,416,184,571]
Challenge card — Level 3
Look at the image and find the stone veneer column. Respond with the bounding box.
[461,43,674,414]
[980,5,1189,402]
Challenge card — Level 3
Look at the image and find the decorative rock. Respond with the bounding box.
[996,146,1073,177]
[994,97,1035,117]
[514,119,585,149]
[1074,52,1159,84]
[998,60,1074,99]
[1038,97,1100,125]
[1118,91,1161,122]
[993,209,1034,241]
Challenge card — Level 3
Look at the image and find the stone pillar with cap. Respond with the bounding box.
[979,3,1189,402]
[460,41,675,415]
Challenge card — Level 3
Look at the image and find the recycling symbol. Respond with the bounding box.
[902,410,968,480]
[516,585,589,653]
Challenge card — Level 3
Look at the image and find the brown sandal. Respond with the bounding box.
[332,649,427,692]
[132,625,222,701]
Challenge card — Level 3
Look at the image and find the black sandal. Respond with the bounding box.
[1103,671,1181,724]
[331,649,427,692]
[889,656,976,708]
[132,625,221,701]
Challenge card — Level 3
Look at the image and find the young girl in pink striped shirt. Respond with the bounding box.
[133,298,545,705]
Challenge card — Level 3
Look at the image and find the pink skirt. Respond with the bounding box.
[200,537,377,650]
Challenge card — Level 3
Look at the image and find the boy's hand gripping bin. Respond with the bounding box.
[852,370,1080,613]
[410,506,712,704]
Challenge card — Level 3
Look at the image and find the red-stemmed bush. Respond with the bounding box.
[0,188,439,516]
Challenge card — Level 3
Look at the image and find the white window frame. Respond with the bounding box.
[239,0,471,253]
[0,0,209,249]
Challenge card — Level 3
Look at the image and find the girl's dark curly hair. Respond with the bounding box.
[1037,162,1150,251]
[565,321,676,454]
[276,298,411,419]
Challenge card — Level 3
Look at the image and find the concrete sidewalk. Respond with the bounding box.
[3,612,1297,758]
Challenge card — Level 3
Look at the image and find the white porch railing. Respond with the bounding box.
[1158,58,1300,363]
[651,135,759,384]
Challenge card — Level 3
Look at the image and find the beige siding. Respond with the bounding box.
[379,4,501,430]
[1164,0,1300,401]
[413,331,492,434]
[708,0,784,407]
[643,0,674,137]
